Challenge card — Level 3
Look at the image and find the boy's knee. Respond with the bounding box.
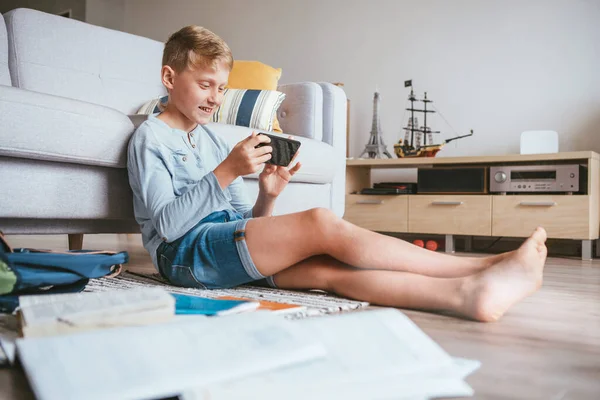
[307,207,337,228]
[305,207,346,251]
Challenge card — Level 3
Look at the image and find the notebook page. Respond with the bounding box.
[187,309,479,399]
[16,312,326,400]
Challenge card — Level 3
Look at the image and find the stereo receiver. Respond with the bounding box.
[489,164,586,194]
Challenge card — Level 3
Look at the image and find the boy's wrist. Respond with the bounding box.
[213,161,238,189]
[258,190,277,201]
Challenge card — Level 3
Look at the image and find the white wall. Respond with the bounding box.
[123,0,600,161]
[86,0,124,31]
[0,0,86,20]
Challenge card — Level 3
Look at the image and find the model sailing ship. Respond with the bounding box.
[393,80,473,158]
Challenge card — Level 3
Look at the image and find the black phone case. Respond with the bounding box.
[256,133,301,166]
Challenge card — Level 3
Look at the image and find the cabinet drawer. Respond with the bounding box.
[492,195,591,239]
[344,195,408,232]
[408,195,492,235]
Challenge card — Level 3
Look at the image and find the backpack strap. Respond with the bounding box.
[0,231,124,278]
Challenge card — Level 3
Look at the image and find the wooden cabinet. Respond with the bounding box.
[492,195,591,239]
[408,195,492,235]
[344,152,600,259]
[345,195,408,232]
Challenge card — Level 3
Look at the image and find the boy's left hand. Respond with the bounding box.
[258,139,301,198]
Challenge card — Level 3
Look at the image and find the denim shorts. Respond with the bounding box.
[156,209,276,289]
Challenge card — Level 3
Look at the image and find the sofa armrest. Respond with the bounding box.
[317,82,347,217]
[0,85,134,168]
[316,83,347,149]
[276,82,323,140]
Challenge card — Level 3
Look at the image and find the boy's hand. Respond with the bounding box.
[258,137,302,199]
[214,132,272,189]
[227,132,273,174]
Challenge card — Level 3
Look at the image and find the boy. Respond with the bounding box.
[128,25,548,322]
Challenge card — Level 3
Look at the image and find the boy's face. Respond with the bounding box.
[163,60,229,125]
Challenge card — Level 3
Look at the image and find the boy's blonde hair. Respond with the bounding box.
[162,25,233,72]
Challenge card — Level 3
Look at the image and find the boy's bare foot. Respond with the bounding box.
[459,227,548,322]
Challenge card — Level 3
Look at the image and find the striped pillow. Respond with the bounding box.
[136,95,168,114]
[136,89,285,132]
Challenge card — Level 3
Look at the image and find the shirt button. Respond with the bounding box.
[162,237,167,241]
[191,144,196,148]
[190,133,194,137]
[182,156,187,162]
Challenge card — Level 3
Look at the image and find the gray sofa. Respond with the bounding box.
[0,9,347,248]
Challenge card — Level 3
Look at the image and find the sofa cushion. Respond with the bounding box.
[0,85,133,168]
[0,12,10,86]
[213,88,285,132]
[4,8,166,114]
[205,122,336,184]
[227,60,283,133]
[136,96,168,114]
[0,156,134,220]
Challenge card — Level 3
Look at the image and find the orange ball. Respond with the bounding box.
[425,240,438,251]
[413,239,424,248]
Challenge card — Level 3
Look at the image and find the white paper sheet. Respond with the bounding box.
[16,312,327,400]
[183,309,480,400]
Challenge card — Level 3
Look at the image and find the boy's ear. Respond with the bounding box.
[161,65,176,90]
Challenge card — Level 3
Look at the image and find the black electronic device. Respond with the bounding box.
[256,133,301,167]
[373,182,418,193]
[360,188,409,195]
[417,167,488,194]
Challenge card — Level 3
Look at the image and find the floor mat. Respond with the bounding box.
[84,271,369,319]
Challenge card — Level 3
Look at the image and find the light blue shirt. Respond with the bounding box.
[127,114,253,269]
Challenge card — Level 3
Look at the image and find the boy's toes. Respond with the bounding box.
[531,227,547,244]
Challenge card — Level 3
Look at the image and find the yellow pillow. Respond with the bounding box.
[227,61,283,133]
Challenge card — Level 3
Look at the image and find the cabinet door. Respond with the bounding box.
[408,195,492,235]
[492,195,591,239]
[344,195,408,232]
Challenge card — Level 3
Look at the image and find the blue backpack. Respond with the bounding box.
[0,233,128,313]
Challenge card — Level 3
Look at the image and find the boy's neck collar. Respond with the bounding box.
[155,110,198,134]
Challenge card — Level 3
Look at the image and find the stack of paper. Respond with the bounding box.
[14,305,479,399]
[183,309,480,400]
[17,288,175,337]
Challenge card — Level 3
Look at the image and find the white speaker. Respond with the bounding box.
[520,131,559,155]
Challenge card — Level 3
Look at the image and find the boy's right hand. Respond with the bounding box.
[224,132,272,176]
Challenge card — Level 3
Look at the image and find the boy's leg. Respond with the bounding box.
[244,208,536,278]
[271,228,547,322]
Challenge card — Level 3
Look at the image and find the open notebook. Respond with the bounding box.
[16,312,327,400]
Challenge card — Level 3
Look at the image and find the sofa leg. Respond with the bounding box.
[68,234,84,250]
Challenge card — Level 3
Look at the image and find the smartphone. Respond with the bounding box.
[255,133,301,166]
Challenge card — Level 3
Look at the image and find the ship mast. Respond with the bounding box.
[409,88,416,147]
[404,85,439,148]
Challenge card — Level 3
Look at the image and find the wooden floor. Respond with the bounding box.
[1,234,599,400]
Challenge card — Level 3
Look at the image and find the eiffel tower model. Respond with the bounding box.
[359,91,392,159]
